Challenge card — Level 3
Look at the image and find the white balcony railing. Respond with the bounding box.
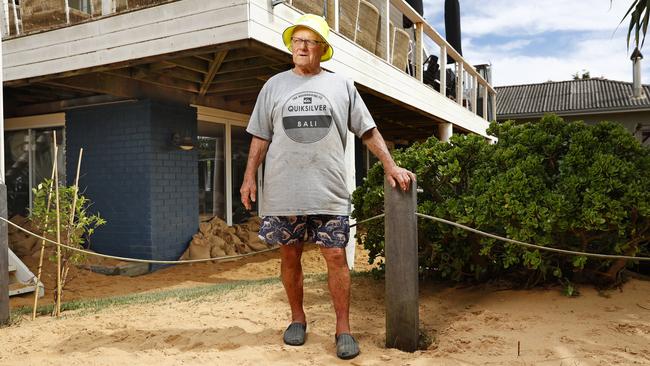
[0,0,496,122]
[0,0,176,37]
[285,0,497,121]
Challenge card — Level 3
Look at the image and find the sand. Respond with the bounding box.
[3,245,650,365]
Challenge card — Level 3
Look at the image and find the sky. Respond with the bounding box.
[421,0,649,86]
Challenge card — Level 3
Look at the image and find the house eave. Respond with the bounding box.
[498,106,650,121]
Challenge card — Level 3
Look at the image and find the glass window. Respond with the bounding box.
[3,127,65,218]
[32,128,66,189]
[4,130,30,217]
[197,123,226,221]
[197,121,257,225]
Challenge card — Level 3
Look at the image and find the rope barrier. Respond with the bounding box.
[0,216,279,265]
[415,212,650,262]
[0,213,386,265]
[5,210,645,265]
[350,213,385,228]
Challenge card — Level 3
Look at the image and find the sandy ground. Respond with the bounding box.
[3,245,650,365]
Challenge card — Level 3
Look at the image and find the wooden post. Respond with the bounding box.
[384,177,418,352]
[482,83,488,120]
[102,0,112,15]
[53,131,62,317]
[1,1,8,37]
[0,184,9,325]
[491,91,497,121]
[456,62,464,106]
[333,0,339,32]
[11,0,18,35]
[384,0,390,62]
[415,22,423,83]
[438,122,453,142]
[0,3,8,326]
[64,0,70,24]
[471,75,478,114]
[439,46,447,97]
[32,155,57,320]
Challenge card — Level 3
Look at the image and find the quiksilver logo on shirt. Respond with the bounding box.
[282,91,333,143]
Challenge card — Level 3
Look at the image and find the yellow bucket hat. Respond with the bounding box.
[282,14,334,62]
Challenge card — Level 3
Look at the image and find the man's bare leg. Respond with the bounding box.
[280,242,306,324]
[320,247,351,336]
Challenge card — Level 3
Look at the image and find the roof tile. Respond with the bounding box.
[496,79,650,117]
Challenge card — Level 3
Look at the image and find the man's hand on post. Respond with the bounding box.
[385,165,416,192]
[240,176,257,211]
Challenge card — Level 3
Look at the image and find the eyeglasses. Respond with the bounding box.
[291,37,324,49]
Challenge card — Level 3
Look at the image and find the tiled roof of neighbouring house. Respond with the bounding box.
[496,79,650,118]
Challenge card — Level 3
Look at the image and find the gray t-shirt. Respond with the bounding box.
[246,70,376,216]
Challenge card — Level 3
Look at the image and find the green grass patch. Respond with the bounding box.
[7,271,371,325]
[9,277,281,323]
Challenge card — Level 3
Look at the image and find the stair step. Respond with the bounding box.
[8,282,37,297]
[8,264,17,273]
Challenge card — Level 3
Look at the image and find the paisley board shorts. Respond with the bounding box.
[258,215,350,248]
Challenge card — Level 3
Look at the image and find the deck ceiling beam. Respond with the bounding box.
[217,57,288,74]
[211,67,276,84]
[206,78,264,95]
[6,95,131,117]
[148,61,177,72]
[208,86,263,97]
[200,51,228,96]
[168,57,209,74]
[105,69,200,94]
[41,73,247,114]
[145,65,204,84]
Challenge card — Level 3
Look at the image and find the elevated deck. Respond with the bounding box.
[2,0,495,140]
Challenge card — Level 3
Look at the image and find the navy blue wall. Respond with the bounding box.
[66,100,198,269]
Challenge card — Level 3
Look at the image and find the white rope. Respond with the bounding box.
[0,216,279,265]
[415,212,650,262]
[350,213,385,228]
[6,211,645,264]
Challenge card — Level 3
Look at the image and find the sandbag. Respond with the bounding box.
[199,222,211,235]
[189,241,211,260]
[210,245,226,258]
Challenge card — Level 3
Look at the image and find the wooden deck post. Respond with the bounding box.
[415,22,423,83]
[482,83,488,120]
[384,177,418,352]
[0,8,9,326]
[0,184,9,325]
[439,46,447,97]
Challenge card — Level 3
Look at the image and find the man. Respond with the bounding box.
[240,14,415,360]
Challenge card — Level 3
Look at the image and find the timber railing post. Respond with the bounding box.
[384,177,418,352]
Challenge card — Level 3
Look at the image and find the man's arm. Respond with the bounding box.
[240,136,270,210]
[362,128,416,191]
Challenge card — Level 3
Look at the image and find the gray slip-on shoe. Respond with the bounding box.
[283,322,307,346]
[335,333,360,360]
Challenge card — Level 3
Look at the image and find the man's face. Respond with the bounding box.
[290,27,327,70]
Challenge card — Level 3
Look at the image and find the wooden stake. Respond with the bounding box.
[31,139,58,320]
[68,148,83,229]
[53,132,62,317]
[61,149,83,293]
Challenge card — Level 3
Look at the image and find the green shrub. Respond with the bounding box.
[352,115,650,286]
[30,179,106,306]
